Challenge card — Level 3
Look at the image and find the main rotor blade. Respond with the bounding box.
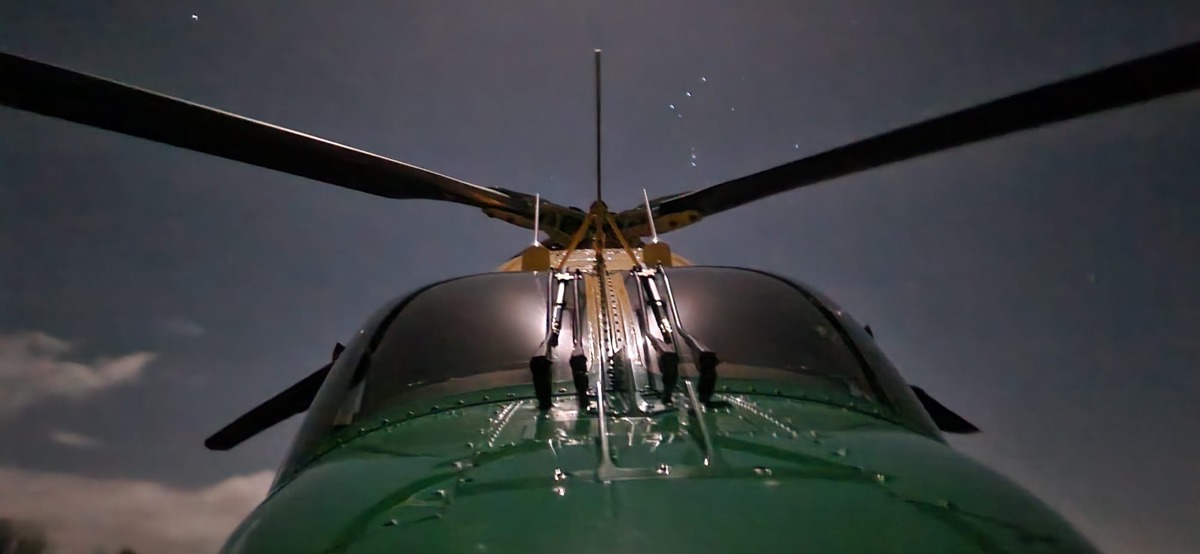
[0,51,527,213]
[637,39,1200,229]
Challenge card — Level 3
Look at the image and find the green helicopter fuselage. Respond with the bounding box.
[218,262,1098,553]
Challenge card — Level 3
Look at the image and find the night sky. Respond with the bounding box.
[2,2,1198,553]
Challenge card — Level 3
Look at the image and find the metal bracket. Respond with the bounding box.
[530,271,576,410]
[569,270,590,409]
[655,264,719,404]
[632,266,680,404]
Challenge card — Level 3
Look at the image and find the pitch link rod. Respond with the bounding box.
[655,264,719,404]
[633,265,680,404]
[530,272,576,411]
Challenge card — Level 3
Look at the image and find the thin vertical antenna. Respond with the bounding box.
[594,48,602,202]
[642,188,659,243]
[532,193,541,246]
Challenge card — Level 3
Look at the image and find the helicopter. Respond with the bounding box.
[2,39,1198,553]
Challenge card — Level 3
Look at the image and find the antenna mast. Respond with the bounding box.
[594,49,602,202]
[532,193,541,245]
[643,189,659,243]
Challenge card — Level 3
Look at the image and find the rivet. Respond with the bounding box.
[657,464,671,475]
[457,400,465,406]
[753,466,773,477]
[507,393,516,398]
[482,395,491,401]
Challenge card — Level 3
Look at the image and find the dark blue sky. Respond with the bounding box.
[1,2,1198,552]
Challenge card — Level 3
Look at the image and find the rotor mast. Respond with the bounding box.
[514,48,678,273]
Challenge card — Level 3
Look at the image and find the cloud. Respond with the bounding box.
[49,431,103,449]
[0,466,272,554]
[157,317,207,338]
[0,331,156,416]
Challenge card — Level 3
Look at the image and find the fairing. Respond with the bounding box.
[224,384,1097,553]
[232,266,1095,553]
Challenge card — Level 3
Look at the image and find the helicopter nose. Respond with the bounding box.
[220,395,1096,554]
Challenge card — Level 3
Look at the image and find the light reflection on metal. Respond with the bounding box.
[684,379,717,467]
[642,189,658,244]
[658,263,684,329]
[532,193,541,245]
[594,359,615,481]
[569,271,589,407]
[486,401,521,448]
[724,395,800,438]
